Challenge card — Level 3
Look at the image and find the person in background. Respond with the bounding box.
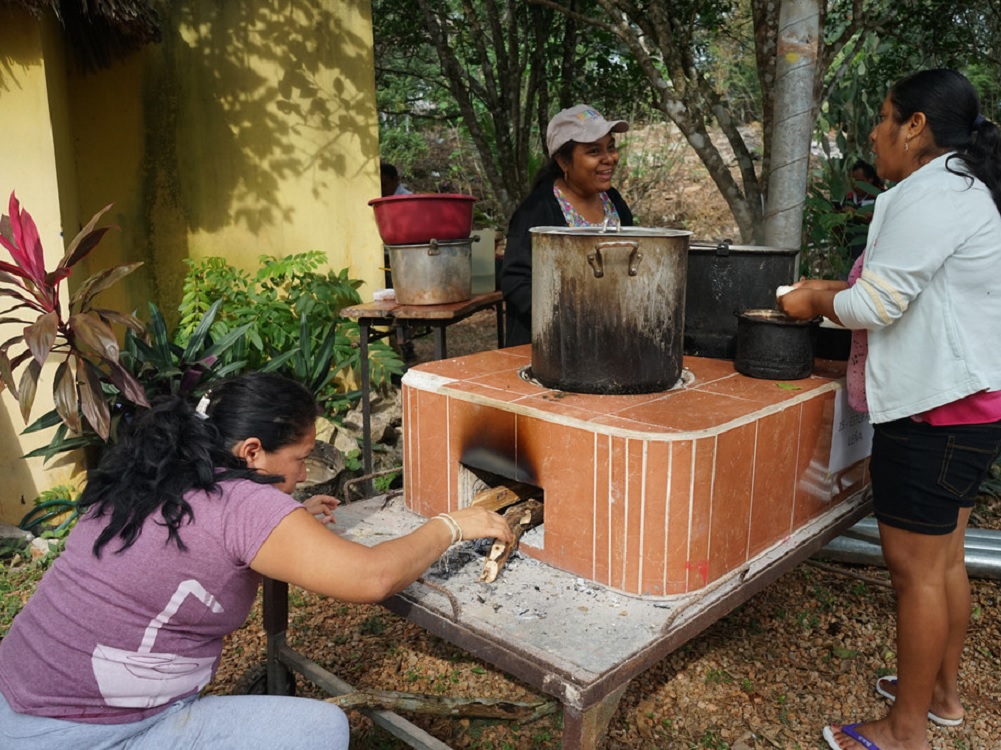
[842,158,885,208]
[500,104,634,346]
[836,159,886,266]
[0,372,512,749]
[778,69,1001,750]
[380,161,413,197]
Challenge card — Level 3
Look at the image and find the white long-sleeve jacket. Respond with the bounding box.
[833,152,1001,423]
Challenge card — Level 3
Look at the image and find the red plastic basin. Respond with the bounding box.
[368,193,477,246]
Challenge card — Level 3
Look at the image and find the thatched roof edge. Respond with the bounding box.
[1,0,160,71]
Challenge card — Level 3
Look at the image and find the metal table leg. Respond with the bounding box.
[561,683,630,750]
[359,319,373,477]
[433,326,447,360]
[262,577,294,695]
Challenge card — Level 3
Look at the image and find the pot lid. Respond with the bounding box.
[689,240,798,255]
[737,309,820,326]
[530,226,692,238]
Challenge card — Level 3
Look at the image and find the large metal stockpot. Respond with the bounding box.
[530,226,692,394]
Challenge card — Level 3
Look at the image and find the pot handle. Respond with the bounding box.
[424,235,478,257]
[587,240,643,278]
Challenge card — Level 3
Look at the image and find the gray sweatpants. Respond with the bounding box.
[0,691,350,749]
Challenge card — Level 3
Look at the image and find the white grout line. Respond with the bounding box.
[607,433,614,586]
[706,434,718,589]
[746,420,759,559]
[663,443,673,595]
[686,442,696,593]
[637,440,647,595]
[788,402,804,530]
[621,437,630,591]
[445,395,452,511]
[592,431,599,584]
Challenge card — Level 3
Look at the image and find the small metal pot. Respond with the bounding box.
[386,237,474,305]
[734,309,818,380]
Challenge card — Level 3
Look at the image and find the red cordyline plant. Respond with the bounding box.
[0,191,149,440]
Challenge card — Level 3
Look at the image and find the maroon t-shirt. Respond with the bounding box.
[0,480,301,724]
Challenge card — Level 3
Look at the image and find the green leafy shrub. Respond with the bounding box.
[801,157,876,280]
[176,252,403,415]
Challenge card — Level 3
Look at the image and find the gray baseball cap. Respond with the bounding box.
[546,104,629,155]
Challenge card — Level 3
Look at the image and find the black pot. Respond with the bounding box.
[684,241,798,359]
[734,309,818,380]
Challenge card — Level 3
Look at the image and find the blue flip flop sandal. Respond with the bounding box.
[823,723,882,750]
[875,675,964,727]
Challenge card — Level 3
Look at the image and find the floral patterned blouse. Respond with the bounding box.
[553,184,621,228]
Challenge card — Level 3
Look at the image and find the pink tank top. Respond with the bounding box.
[845,255,868,413]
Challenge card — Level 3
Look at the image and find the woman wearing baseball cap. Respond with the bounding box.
[501,104,635,347]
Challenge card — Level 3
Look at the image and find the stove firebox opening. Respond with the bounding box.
[458,460,545,553]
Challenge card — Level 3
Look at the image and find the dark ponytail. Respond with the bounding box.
[963,117,1001,213]
[529,140,577,193]
[890,69,1001,213]
[79,372,317,557]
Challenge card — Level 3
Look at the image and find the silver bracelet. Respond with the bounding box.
[433,513,462,545]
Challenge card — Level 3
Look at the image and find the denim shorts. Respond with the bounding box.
[870,417,1001,534]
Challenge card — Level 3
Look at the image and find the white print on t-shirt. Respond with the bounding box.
[91,579,225,708]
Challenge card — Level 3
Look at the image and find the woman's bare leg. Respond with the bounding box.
[873,507,970,723]
[826,520,958,749]
[932,507,971,719]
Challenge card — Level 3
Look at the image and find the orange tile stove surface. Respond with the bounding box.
[401,346,868,598]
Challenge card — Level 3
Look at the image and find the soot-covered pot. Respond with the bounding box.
[734,309,819,380]
[530,226,692,394]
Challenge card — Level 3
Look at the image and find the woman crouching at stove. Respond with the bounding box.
[501,104,635,347]
[779,69,1001,750]
[0,372,512,750]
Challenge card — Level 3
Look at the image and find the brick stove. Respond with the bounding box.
[402,345,869,598]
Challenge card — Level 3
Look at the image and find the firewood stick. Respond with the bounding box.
[468,483,539,513]
[480,499,543,583]
[327,690,557,721]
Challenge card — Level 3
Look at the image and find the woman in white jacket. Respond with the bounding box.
[781,69,1001,750]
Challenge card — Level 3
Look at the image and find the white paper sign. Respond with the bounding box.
[829,386,873,475]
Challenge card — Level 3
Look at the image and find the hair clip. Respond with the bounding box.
[194,392,212,420]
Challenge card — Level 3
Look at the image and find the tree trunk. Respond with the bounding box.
[764,0,821,251]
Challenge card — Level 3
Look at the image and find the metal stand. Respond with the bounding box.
[260,488,872,749]
[344,292,504,476]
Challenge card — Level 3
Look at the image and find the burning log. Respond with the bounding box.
[468,482,540,513]
[480,499,544,583]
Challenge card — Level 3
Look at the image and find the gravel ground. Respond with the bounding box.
[204,312,1001,749]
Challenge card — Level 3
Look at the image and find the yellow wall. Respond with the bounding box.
[0,11,86,523]
[71,0,384,320]
[0,1,383,524]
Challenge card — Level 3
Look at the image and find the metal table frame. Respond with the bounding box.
[342,292,504,476]
[262,488,872,750]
